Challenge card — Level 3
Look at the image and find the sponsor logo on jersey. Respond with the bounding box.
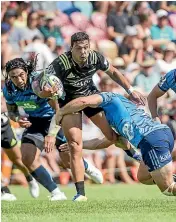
[16,101,39,111]
[159,152,171,162]
[72,79,92,87]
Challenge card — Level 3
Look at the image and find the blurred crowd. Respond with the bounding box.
[1,1,176,186]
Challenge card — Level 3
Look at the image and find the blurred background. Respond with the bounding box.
[1,1,176,187]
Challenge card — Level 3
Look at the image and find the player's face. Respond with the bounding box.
[9,68,28,89]
[71,40,90,64]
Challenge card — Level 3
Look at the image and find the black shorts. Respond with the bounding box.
[1,121,17,149]
[59,97,103,118]
[21,116,51,151]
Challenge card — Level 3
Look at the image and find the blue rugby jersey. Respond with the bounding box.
[158,69,176,93]
[98,92,169,148]
[3,78,54,118]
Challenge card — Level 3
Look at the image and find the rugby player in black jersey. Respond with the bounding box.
[34,32,146,201]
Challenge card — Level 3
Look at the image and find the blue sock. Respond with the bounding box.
[31,165,57,192]
[83,158,88,170]
[125,148,142,162]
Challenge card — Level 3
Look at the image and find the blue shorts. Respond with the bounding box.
[138,128,174,172]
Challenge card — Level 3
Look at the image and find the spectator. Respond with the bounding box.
[107,2,136,45]
[118,26,143,65]
[154,42,176,74]
[1,24,13,68]
[31,1,58,16]
[150,9,176,42]
[136,14,151,40]
[2,9,25,53]
[133,58,160,94]
[22,36,55,70]
[22,12,44,46]
[39,13,64,48]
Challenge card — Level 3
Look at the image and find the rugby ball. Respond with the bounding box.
[40,74,64,100]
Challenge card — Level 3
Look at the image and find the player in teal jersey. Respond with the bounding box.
[3,57,103,200]
[56,92,176,196]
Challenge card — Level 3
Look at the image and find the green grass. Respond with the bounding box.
[2,184,176,222]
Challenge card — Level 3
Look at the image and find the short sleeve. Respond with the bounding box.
[95,51,110,72]
[2,86,15,105]
[158,69,176,92]
[48,57,64,81]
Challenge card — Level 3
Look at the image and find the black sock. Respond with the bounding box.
[75,181,85,196]
[1,186,11,194]
[25,175,33,182]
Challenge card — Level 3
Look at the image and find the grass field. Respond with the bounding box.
[2,184,176,222]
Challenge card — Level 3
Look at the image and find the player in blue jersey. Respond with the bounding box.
[148,69,176,122]
[56,92,176,196]
[3,58,103,200]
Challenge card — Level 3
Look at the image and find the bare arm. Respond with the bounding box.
[106,64,131,91]
[55,94,103,125]
[105,64,146,105]
[47,99,61,136]
[83,136,131,150]
[147,85,165,118]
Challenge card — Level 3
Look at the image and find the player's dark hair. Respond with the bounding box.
[3,55,38,93]
[71,32,90,47]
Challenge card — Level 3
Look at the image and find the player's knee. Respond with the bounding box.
[69,140,82,155]
[162,182,176,196]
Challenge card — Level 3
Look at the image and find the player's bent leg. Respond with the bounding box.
[4,144,30,178]
[137,161,154,185]
[58,150,103,184]
[21,143,66,200]
[90,111,116,142]
[139,128,175,195]
[150,162,176,196]
[90,112,142,162]
[3,144,39,198]
[61,113,86,200]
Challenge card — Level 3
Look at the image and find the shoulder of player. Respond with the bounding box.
[51,51,71,71]
[89,50,104,64]
[162,69,176,87]
[2,81,16,98]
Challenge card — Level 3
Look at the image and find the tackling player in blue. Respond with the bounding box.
[56,92,176,196]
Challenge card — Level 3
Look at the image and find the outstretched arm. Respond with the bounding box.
[55,94,103,125]
[106,64,146,105]
[147,85,165,120]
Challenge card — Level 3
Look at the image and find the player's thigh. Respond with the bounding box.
[89,111,116,141]
[137,161,152,183]
[61,113,82,145]
[21,141,41,167]
[3,145,22,163]
[151,162,174,192]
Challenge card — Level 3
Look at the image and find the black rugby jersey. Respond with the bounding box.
[47,50,110,102]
